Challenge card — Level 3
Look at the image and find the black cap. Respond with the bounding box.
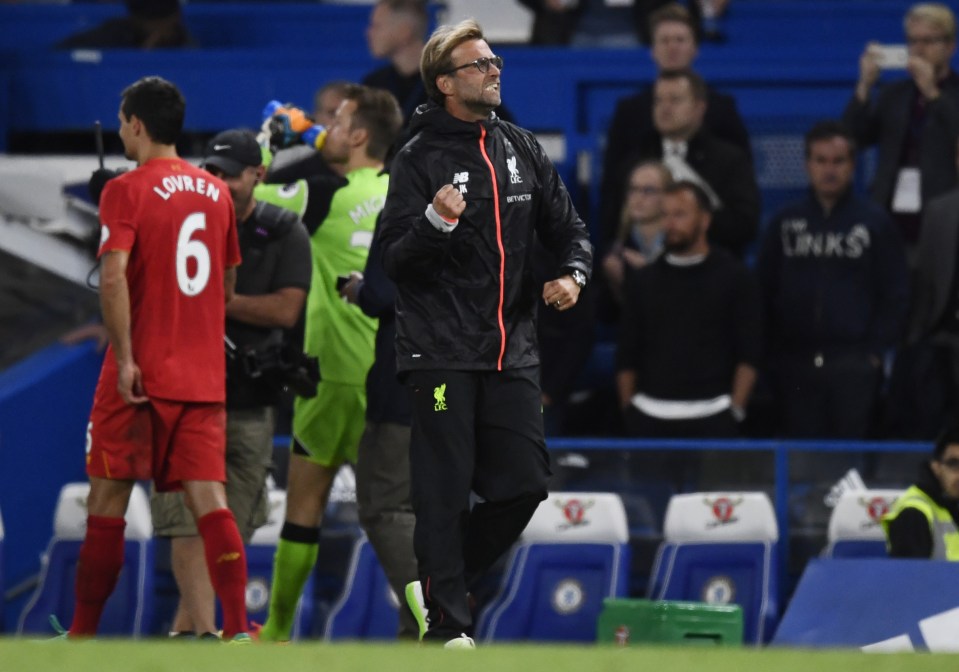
[202,129,262,177]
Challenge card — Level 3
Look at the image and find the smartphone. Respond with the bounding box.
[874,44,909,70]
[336,275,351,291]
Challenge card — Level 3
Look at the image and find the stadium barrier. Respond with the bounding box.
[773,558,959,651]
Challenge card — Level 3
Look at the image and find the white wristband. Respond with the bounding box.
[426,204,458,233]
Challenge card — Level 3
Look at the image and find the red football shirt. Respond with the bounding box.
[97,157,241,402]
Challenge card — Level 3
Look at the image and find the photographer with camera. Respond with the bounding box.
[150,128,313,638]
[843,2,959,258]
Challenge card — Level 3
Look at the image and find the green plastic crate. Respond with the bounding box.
[596,598,743,646]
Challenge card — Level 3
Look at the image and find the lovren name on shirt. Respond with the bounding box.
[153,174,221,202]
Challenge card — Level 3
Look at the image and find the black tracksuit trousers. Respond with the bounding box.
[406,366,551,641]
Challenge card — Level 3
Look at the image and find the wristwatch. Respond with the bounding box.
[570,270,587,289]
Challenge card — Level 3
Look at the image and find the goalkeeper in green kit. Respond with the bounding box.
[254,85,403,641]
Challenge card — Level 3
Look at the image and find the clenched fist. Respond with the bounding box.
[433,184,466,221]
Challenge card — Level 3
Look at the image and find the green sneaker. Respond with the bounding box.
[227,633,253,645]
[404,581,428,641]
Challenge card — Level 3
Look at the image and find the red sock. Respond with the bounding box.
[70,515,125,636]
[197,508,248,638]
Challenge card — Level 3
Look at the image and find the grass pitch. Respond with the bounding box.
[1,639,957,672]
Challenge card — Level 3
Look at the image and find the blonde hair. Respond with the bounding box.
[421,19,485,105]
[905,3,957,41]
[616,161,673,244]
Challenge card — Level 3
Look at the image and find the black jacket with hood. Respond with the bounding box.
[379,103,592,374]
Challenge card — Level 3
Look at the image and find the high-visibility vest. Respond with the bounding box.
[881,485,959,560]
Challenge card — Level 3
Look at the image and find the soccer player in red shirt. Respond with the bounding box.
[68,76,250,641]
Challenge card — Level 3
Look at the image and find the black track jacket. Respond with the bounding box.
[379,103,592,374]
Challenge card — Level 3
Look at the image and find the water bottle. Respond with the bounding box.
[261,100,324,150]
[301,125,327,151]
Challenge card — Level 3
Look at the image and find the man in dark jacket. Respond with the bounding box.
[379,19,592,648]
[621,69,759,258]
[843,2,959,252]
[600,3,750,247]
[757,120,909,439]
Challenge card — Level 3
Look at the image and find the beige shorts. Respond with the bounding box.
[151,406,275,542]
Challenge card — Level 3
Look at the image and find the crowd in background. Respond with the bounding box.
[19,0,959,446]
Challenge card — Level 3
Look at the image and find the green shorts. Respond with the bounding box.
[291,380,366,468]
[151,407,275,542]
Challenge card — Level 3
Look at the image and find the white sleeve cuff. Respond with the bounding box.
[425,204,458,233]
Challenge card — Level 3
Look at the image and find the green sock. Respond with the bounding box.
[259,538,319,641]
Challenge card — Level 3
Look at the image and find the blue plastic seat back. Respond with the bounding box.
[18,538,154,635]
[476,492,632,642]
[822,490,901,559]
[17,482,155,636]
[324,536,399,640]
[649,540,778,642]
[477,541,631,642]
[650,491,781,643]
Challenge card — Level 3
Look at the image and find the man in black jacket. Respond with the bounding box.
[362,0,429,124]
[843,2,959,252]
[600,3,750,247]
[379,18,592,648]
[621,69,759,258]
[757,121,908,439]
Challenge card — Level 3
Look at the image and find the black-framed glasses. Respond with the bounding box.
[444,55,504,75]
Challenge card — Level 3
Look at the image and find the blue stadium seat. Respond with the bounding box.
[245,488,314,639]
[648,492,779,644]
[17,482,155,636]
[323,535,399,640]
[476,492,631,643]
[822,489,901,559]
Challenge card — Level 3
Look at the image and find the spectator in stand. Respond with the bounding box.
[363,0,430,123]
[609,69,759,258]
[887,143,959,439]
[757,121,909,439]
[600,2,749,248]
[517,0,710,47]
[362,0,517,126]
[601,160,671,306]
[55,0,195,50]
[616,180,760,441]
[843,2,959,257]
